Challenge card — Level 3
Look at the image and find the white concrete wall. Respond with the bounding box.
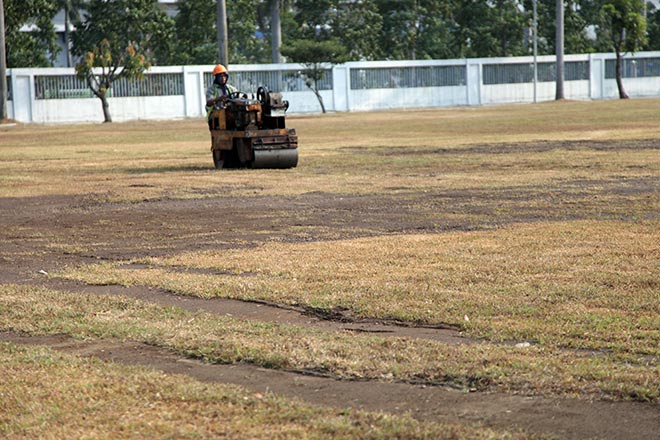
[6,51,660,124]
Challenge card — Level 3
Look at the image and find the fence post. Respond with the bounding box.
[10,69,34,123]
[589,53,604,100]
[466,60,482,106]
[183,66,203,118]
[332,64,349,112]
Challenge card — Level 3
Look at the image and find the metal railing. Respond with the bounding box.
[350,65,466,89]
[605,57,660,78]
[203,69,332,94]
[483,61,590,85]
[34,72,184,100]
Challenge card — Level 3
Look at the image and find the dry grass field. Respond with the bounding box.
[1,98,659,439]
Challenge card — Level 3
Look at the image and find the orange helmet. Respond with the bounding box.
[212,64,228,75]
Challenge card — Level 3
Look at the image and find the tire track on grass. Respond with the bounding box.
[2,331,659,440]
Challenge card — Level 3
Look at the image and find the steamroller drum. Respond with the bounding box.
[252,149,298,169]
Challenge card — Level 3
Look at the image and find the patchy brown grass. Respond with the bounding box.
[60,220,660,355]
[2,284,659,404]
[1,100,659,200]
[2,100,660,436]
[2,341,525,440]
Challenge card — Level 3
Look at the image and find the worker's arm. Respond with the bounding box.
[206,95,228,107]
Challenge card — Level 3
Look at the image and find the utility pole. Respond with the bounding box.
[555,0,565,100]
[533,0,538,103]
[0,0,8,121]
[216,0,228,66]
[271,0,282,63]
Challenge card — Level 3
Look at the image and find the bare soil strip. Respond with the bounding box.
[39,277,471,344]
[2,331,659,440]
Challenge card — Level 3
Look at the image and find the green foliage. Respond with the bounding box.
[451,0,528,58]
[602,0,647,52]
[7,0,660,71]
[601,0,647,98]
[53,0,86,67]
[281,38,347,65]
[3,0,59,67]
[169,0,217,65]
[564,0,594,54]
[290,0,382,60]
[168,0,269,65]
[71,0,173,122]
[280,38,346,112]
[645,4,660,50]
[376,0,456,60]
[530,0,601,55]
[326,0,383,61]
[71,0,174,66]
[227,0,270,63]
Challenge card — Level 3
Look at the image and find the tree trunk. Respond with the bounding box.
[216,0,229,66]
[64,5,72,68]
[0,0,8,121]
[100,92,112,123]
[270,0,282,63]
[311,82,326,113]
[555,0,565,100]
[615,49,629,99]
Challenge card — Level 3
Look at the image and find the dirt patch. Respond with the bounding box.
[380,138,660,156]
[31,277,471,345]
[2,331,659,440]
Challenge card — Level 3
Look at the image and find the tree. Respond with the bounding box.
[54,0,85,67]
[3,0,59,67]
[646,3,660,50]
[256,0,294,62]
[290,0,382,60]
[170,0,268,65]
[281,39,346,113]
[171,0,217,65]
[227,0,269,63]
[333,0,382,60]
[452,0,520,59]
[602,0,647,98]
[71,0,173,122]
[377,0,455,60]
[563,0,592,53]
[0,0,7,121]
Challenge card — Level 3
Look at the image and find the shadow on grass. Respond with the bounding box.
[124,165,216,174]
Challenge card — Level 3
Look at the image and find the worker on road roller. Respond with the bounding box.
[205,64,237,129]
[206,65,298,169]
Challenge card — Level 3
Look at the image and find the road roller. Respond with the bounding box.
[209,86,298,169]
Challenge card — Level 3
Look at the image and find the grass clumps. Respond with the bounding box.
[2,342,523,440]
[61,220,660,358]
[1,284,659,403]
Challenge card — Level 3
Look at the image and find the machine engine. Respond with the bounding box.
[209,87,298,169]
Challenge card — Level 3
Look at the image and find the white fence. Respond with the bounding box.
[5,51,660,124]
